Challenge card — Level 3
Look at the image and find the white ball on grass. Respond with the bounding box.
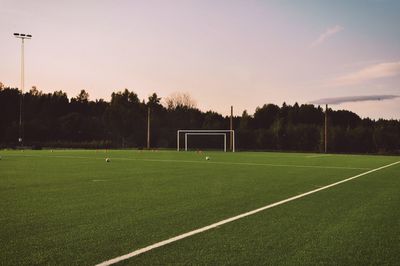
[105,158,110,162]
[205,156,210,160]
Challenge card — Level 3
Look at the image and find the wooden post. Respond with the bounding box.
[147,106,150,149]
[230,106,233,151]
[325,104,328,153]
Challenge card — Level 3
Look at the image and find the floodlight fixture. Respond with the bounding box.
[14,33,32,40]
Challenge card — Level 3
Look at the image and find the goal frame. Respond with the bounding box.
[177,129,235,152]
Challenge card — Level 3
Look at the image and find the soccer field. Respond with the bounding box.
[1,150,399,265]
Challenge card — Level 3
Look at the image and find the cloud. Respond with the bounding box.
[310,95,399,105]
[332,61,400,86]
[311,25,343,48]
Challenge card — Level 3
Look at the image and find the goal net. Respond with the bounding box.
[177,130,235,152]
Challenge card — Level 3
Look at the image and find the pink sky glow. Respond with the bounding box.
[1,0,399,119]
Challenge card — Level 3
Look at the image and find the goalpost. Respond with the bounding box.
[177,129,235,152]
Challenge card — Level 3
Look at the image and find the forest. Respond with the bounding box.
[0,83,399,154]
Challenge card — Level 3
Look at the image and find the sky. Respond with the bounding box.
[1,0,399,119]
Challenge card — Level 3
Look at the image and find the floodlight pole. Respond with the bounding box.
[232,130,235,152]
[325,104,328,153]
[230,106,233,151]
[147,106,151,149]
[14,33,32,146]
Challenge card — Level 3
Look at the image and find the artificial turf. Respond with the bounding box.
[0,150,399,265]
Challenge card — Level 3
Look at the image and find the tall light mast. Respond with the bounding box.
[13,33,32,146]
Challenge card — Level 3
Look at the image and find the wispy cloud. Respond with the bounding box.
[311,25,343,48]
[310,95,399,105]
[332,61,400,86]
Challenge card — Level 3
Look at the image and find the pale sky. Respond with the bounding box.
[1,0,399,119]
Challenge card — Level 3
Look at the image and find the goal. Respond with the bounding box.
[177,129,235,152]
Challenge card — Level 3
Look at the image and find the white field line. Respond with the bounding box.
[5,154,370,170]
[118,157,370,170]
[306,154,332,158]
[96,160,400,266]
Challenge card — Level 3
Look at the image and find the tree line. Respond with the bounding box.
[0,83,399,154]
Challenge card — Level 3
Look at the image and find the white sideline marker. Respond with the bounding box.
[96,160,400,266]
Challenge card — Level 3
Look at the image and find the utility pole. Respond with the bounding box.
[14,33,32,146]
[147,106,151,149]
[325,104,328,153]
[230,106,233,151]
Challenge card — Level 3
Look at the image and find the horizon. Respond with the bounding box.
[1,0,399,119]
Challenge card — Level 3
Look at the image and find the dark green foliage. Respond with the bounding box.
[0,85,399,153]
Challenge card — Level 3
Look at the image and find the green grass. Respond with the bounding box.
[0,149,399,265]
